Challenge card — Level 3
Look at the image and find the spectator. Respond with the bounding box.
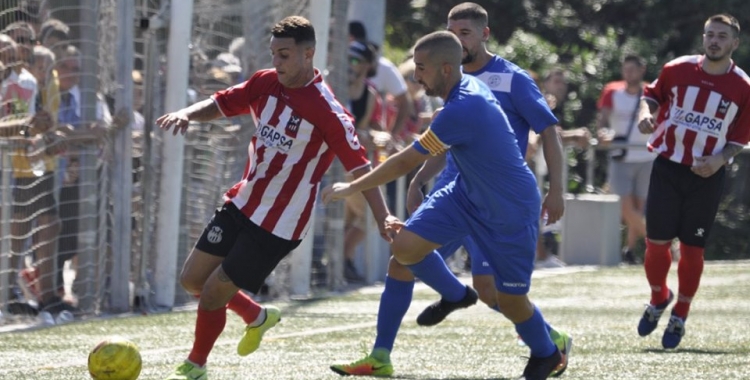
[596,54,654,264]
[131,69,145,131]
[348,21,413,214]
[1,35,68,316]
[1,33,38,315]
[54,44,112,301]
[2,21,36,68]
[38,18,70,57]
[397,59,442,141]
[343,40,386,283]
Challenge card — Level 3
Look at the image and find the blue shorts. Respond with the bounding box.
[436,236,493,276]
[405,183,537,295]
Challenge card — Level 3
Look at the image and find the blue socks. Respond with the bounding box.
[515,306,557,358]
[406,252,467,302]
[373,276,414,353]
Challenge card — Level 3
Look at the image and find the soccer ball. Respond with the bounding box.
[87,337,142,380]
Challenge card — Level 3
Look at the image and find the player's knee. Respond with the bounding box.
[472,276,496,307]
[387,256,414,281]
[179,270,203,295]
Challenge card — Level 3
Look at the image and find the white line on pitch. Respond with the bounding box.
[4,321,377,373]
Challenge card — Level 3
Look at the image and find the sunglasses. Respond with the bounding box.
[349,57,363,65]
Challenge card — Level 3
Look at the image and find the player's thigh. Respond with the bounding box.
[403,184,470,248]
[391,228,442,265]
[678,167,726,247]
[464,235,493,276]
[472,222,537,295]
[221,219,301,294]
[185,204,245,290]
[645,157,681,240]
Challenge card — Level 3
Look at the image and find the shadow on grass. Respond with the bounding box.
[642,348,733,355]
[388,377,512,380]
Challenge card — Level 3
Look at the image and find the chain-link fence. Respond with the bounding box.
[0,0,360,330]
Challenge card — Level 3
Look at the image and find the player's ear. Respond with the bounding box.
[304,44,315,63]
[442,62,453,77]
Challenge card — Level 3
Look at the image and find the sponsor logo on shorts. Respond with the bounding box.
[207,226,223,243]
[502,282,528,288]
[482,261,490,267]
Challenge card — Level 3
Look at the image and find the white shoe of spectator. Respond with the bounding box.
[535,256,566,269]
[38,311,56,326]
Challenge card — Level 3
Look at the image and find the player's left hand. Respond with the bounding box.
[321,182,355,204]
[691,155,724,178]
[542,188,564,225]
[377,214,401,243]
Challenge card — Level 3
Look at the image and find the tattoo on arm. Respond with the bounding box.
[721,144,745,163]
[217,268,232,282]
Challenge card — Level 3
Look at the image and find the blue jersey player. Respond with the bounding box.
[323,31,566,380]
[330,3,571,379]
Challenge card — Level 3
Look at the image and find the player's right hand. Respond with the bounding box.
[155,111,190,136]
[321,182,355,204]
[637,114,655,134]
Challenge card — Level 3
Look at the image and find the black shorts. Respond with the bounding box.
[12,173,57,217]
[195,202,301,293]
[646,155,725,247]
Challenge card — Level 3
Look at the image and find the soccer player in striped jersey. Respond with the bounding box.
[325,30,565,380]
[330,3,571,378]
[157,16,395,380]
[636,13,750,349]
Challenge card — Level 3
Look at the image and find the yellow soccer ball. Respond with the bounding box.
[88,337,142,380]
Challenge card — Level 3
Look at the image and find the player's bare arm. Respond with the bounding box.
[322,146,428,204]
[721,143,746,163]
[692,143,746,178]
[637,98,658,134]
[540,125,565,224]
[406,152,447,213]
[351,165,399,242]
[156,99,222,136]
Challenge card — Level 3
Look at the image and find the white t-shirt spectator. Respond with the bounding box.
[370,56,407,98]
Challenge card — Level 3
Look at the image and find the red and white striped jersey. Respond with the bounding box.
[212,69,370,240]
[644,55,750,166]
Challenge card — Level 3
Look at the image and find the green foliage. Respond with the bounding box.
[382,0,750,259]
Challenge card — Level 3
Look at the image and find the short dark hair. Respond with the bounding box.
[544,67,567,82]
[705,14,740,37]
[348,21,367,41]
[414,31,463,67]
[271,16,316,46]
[622,54,645,67]
[39,18,70,44]
[448,2,488,28]
[2,21,36,41]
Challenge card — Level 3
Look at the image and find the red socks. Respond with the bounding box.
[188,306,227,367]
[227,291,262,325]
[644,240,672,305]
[185,292,261,366]
[673,243,704,319]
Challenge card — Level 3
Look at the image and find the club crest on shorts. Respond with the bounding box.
[207,226,223,243]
